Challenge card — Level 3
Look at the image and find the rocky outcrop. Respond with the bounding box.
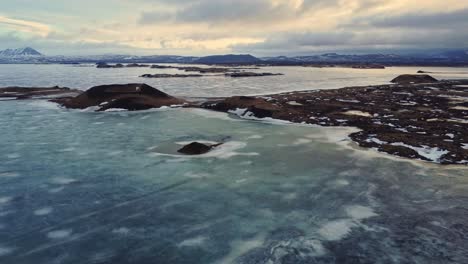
[205,96,281,118]
[226,72,283,78]
[202,78,468,165]
[52,83,185,111]
[391,74,438,84]
[96,62,124,68]
[126,63,150,68]
[177,142,222,155]
[0,86,80,100]
[96,63,150,68]
[140,74,203,78]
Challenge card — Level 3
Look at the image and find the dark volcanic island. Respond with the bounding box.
[1,74,467,164]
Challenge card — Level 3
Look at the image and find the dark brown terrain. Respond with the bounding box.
[51,83,185,111]
[202,76,468,164]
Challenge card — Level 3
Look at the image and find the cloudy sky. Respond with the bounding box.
[1,0,467,55]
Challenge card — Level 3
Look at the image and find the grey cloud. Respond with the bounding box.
[232,28,468,56]
[364,8,468,28]
[235,31,355,50]
[139,10,174,24]
[139,0,300,25]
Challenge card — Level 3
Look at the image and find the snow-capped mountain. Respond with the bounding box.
[0,47,43,57]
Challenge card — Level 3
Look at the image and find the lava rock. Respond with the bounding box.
[201,79,468,164]
[140,74,203,78]
[52,83,185,111]
[96,62,124,68]
[226,72,283,77]
[391,74,438,84]
[177,142,221,155]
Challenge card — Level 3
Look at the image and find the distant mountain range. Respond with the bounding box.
[0,47,42,57]
[1,47,468,66]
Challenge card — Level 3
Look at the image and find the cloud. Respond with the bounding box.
[2,0,468,55]
[0,16,51,37]
[368,8,468,28]
[139,0,301,25]
[139,10,174,24]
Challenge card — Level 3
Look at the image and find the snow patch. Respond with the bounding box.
[391,143,448,162]
[287,101,303,106]
[342,110,372,117]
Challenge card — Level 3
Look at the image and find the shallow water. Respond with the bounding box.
[1,100,468,263]
[1,64,468,97]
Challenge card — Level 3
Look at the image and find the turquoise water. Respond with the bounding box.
[1,99,468,263]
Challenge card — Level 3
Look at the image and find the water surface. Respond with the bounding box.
[1,64,467,97]
[1,100,467,263]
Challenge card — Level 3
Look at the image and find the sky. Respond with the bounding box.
[0,0,467,56]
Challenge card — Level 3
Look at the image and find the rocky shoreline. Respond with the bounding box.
[201,77,468,164]
[1,75,467,164]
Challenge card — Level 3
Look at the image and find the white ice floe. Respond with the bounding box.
[334,179,350,186]
[50,177,78,185]
[61,147,76,152]
[318,219,357,241]
[0,172,19,178]
[0,246,14,257]
[48,187,64,193]
[345,205,378,220]
[112,227,130,235]
[184,172,211,178]
[104,108,127,112]
[178,236,207,247]
[292,138,313,146]
[0,197,12,205]
[47,229,72,239]
[34,207,53,216]
[246,135,263,140]
[462,143,468,150]
[391,142,448,162]
[6,153,20,159]
[318,205,377,241]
